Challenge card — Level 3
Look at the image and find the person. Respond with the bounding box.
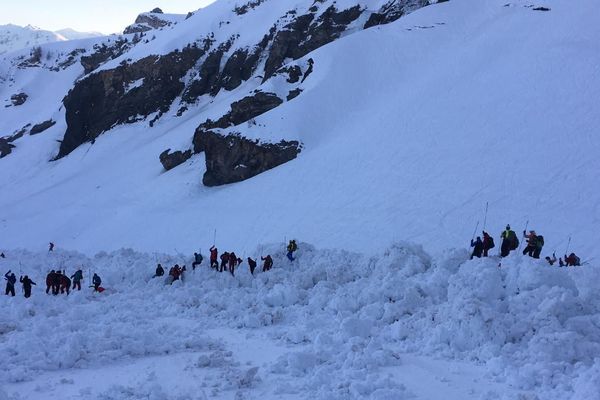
[564,253,581,266]
[48,242,55,252]
[53,271,62,295]
[154,263,164,277]
[46,270,56,294]
[247,257,257,275]
[500,225,518,257]
[545,253,558,266]
[60,273,72,295]
[4,270,16,296]
[20,275,36,298]
[261,255,273,272]
[0,252,5,258]
[220,252,229,273]
[192,252,203,270]
[522,230,538,258]
[169,264,182,283]
[71,269,83,291]
[533,234,544,259]
[92,273,102,291]
[470,236,483,259]
[228,252,239,276]
[482,231,494,257]
[287,240,298,261]
[210,246,218,269]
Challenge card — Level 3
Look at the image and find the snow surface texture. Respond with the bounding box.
[0,244,598,399]
[1,0,598,262]
[0,24,102,55]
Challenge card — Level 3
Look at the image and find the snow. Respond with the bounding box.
[0,0,598,398]
[0,24,102,55]
[0,243,598,399]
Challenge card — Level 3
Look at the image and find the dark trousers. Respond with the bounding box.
[523,245,535,257]
[192,262,201,270]
[73,281,81,291]
[5,284,15,296]
[533,248,542,259]
[501,241,511,257]
[24,288,31,298]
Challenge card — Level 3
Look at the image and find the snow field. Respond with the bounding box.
[0,243,598,399]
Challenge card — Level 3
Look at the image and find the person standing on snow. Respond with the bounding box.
[209,246,218,269]
[220,252,229,273]
[46,270,56,294]
[482,231,494,257]
[60,272,72,295]
[247,257,257,275]
[154,264,164,278]
[19,275,36,298]
[500,225,518,257]
[71,269,84,291]
[287,240,298,262]
[92,273,102,291]
[4,270,16,296]
[48,242,55,252]
[192,252,203,270]
[228,252,240,276]
[522,230,538,258]
[53,271,62,295]
[261,255,273,272]
[470,237,483,259]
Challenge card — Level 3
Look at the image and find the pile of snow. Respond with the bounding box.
[0,243,598,399]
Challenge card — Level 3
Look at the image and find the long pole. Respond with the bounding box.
[471,221,479,241]
[565,236,571,255]
[213,229,217,246]
[482,202,489,231]
[519,220,529,251]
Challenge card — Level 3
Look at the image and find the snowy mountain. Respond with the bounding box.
[0,24,105,55]
[123,7,188,34]
[1,0,599,399]
[0,24,66,55]
[55,28,104,40]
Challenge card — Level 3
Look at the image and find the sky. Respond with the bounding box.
[0,0,216,34]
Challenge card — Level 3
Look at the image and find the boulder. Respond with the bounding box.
[199,130,301,186]
[159,149,192,171]
[10,92,28,107]
[0,138,15,158]
[30,119,56,135]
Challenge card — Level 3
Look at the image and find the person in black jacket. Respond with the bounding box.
[92,273,102,291]
[4,270,16,296]
[20,275,36,298]
[192,253,203,270]
[247,257,257,275]
[470,237,483,259]
[154,264,164,278]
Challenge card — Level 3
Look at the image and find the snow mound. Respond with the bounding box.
[0,243,598,398]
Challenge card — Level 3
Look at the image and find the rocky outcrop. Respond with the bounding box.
[202,92,283,131]
[80,38,132,75]
[124,9,177,34]
[365,0,432,29]
[30,119,56,135]
[9,92,28,107]
[199,130,301,186]
[58,45,203,159]
[0,138,15,158]
[159,149,192,171]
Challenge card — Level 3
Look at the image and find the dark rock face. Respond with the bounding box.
[199,130,301,186]
[287,88,303,101]
[365,0,431,29]
[234,0,266,15]
[159,149,192,171]
[58,46,203,159]
[0,138,15,158]
[9,92,28,107]
[30,119,56,135]
[263,5,362,81]
[81,39,132,75]
[201,92,284,132]
[124,11,174,34]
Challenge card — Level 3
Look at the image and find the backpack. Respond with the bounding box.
[510,233,519,250]
[536,235,544,248]
[195,254,203,263]
[488,237,495,249]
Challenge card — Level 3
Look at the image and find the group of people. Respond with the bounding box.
[4,271,36,298]
[3,267,103,299]
[470,224,582,266]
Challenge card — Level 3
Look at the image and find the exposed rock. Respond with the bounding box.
[150,7,164,14]
[58,46,203,159]
[301,58,314,83]
[199,130,301,186]
[263,5,362,81]
[234,0,266,16]
[159,148,192,171]
[124,10,176,34]
[29,119,56,135]
[533,7,551,11]
[199,92,283,131]
[10,92,28,107]
[365,0,432,29]
[0,138,15,158]
[287,88,303,101]
[81,39,132,75]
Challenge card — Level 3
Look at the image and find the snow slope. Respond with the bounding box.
[1,0,598,263]
[0,24,66,55]
[55,28,104,40]
[0,244,598,399]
